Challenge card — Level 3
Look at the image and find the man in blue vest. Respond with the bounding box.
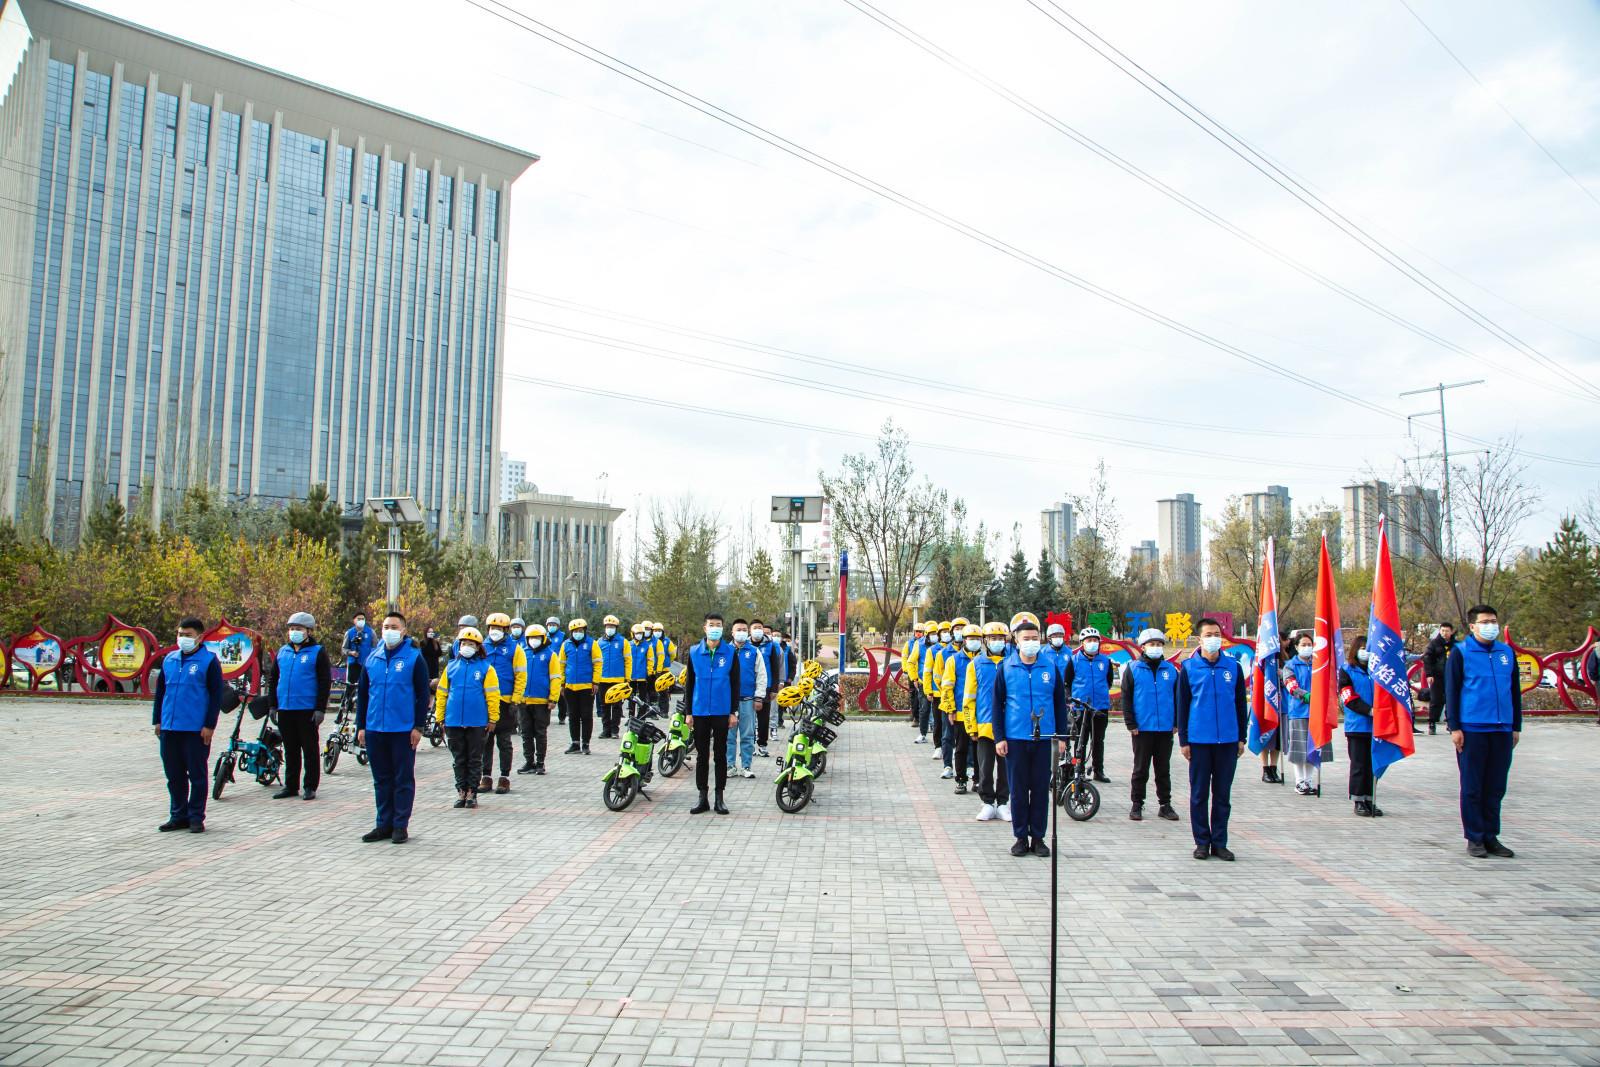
[1119,628,1180,823]
[1176,618,1249,861]
[594,614,629,739]
[750,618,783,757]
[343,611,375,686]
[545,616,567,723]
[991,614,1068,857]
[682,611,742,815]
[356,611,432,844]
[553,619,595,754]
[1445,604,1521,859]
[517,623,559,775]
[477,612,526,794]
[1070,627,1115,784]
[266,611,332,801]
[152,617,224,833]
[727,619,768,778]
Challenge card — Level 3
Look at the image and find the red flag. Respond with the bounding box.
[1309,534,1342,751]
[1367,517,1416,776]
[1249,537,1281,737]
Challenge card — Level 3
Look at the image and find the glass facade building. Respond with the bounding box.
[0,0,537,542]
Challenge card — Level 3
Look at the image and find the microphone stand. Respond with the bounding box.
[1030,709,1074,1067]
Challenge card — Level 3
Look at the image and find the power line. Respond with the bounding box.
[1023,0,1600,405]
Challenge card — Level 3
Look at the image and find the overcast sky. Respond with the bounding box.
[88,0,1600,563]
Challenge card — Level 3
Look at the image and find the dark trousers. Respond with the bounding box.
[600,695,624,737]
[556,688,568,724]
[1004,739,1051,841]
[756,698,771,749]
[159,730,211,823]
[975,736,1009,804]
[908,685,923,727]
[566,688,595,746]
[1346,731,1374,801]
[483,713,515,777]
[446,725,486,793]
[1187,742,1239,849]
[1427,678,1445,728]
[952,722,972,783]
[693,713,730,794]
[366,730,417,830]
[1457,729,1514,843]
[520,702,550,766]
[1089,710,1109,776]
[276,709,321,793]
[1130,730,1173,807]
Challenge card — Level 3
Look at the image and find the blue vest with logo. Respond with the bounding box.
[687,639,735,716]
[275,643,321,710]
[1456,638,1516,731]
[630,639,652,679]
[1182,654,1242,744]
[363,642,423,732]
[159,647,219,731]
[973,654,1003,726]
[443,656,492,727]
[595,633,627,678]
[947,647,978,711]
[1288,657,1313,720]
[1070,650,1112,710]
[758,639,785,688]
[1342,663,1374,733]
[562,636,595,686]
[1000,654,1059,740]
[345,624,375,664]
[520,640,555,702]
[1126,658,1178,732]
[734,642,762,698]
[482,636,517,696]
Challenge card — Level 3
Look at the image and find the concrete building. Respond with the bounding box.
[0,0,537,542]
[1391,484,1440,563]
[499,452,526,503]
[1130,538,1158,573]
[1341,480,1390,569]
[1244,485,1292,531]
[1040,500,1075,578]
[1157,492,1202,586]
[498,490,624,616]
[1305,506,1342,566]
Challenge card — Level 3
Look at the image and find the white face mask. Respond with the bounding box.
[751,627,764,640]
[528,637,543,650]
[653,631,664,639]
[604,626,617,638]
[382,629,404,649]
[1475,622,1500,641]
[964,638,981,652]
[177,635,198,654]
[1048,636,1065,648]
[460,644,479,659]
[1297,646,1313,660]
[1082,640,1100,655]
[288,629,306,645]
[1144,645,1165,660]
[488,628,504,642]
[1356,648,1370,663]
[1200,635,1223,655]
[987,639,1007,654]
[1018,638,1042,657]
[732,630,749,644]
[940,633,952,644]
[510,626,523,638]
[706,626,723,641]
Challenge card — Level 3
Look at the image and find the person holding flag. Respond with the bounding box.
[1445,604,1520,859]
[1339,636,1380,816]
[1308,534,1345,801]
[1282,632,1320,795]
[1362,517,1417,815]
[1248,541,1284,784]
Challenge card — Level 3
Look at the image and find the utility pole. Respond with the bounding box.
[1399,379,1482,565]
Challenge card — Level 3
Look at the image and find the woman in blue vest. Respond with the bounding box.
[477,612,526,794]
[356,611,432,844]
[1176,618,1248,861]
[1445,605,1521,859]
[553,619,595,754]
[1070,627,1115,784]
[151,617,224,833]
[961,621,1012,822]
[517,623,559,775]
[434,626,502,809]
[941,623,983,794]
[1119,628,1180,822]
[267,611,332,801]
[991,614,1068,857]
[594,615,630,740]
[682,611,742,814]
[1338,635,1381,817]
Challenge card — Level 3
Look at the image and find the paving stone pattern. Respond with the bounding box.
[1,699,1598,1065]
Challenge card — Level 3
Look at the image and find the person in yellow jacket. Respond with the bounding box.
[962,621,1013,822]
[435,627,501,809]
[477,612,527,794]
[930,617,970,776]
[916,621,943,745]
[902,621,926,733]
[941,622,984,791]
[553,619,595,754]
[593,614,631,739]
[516,623,560,776]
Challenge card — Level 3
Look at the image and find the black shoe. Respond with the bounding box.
[535,764,546,775]
[1092,773,1111,784]
[465,795,477,809]
[1010,839,1030,857]
[1158,805,1179,821]
[582,745,591,755]
[1428,725,1437,735]
[189,822,205,833]
[158,818,190,832]
[1193,846,1210,860]
[1129,806,1143,821]
[1370,804,1385,817]
[1211,845,1235,861]
[713,793,729,815]
[690,792,711,814]
[453,797,467,809]
[564,743,580,754]
[1354,801,1373,817]
[1032,839,1050,857]
[1467,840,1489,858]
[362,826,393,842]
[272,787,298,799]
[1484,837,1515,858]
[517,763,536,774]
[954,781,967,795]
[391,828,409,844]
[1261,768,1272,783]
[302,789,316,801]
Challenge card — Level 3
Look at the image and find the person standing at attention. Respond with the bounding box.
[682,612,741,815]
[1445,605,1520,859]
[990,614,1067,858]
[153,617,224,833]
[1176,618,1248,861]
[356,612,431,844]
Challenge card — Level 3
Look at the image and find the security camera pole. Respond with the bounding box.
[365,497,424,611]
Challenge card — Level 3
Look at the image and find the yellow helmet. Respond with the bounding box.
[569,618,588,631]
[963,623,984,639]
[457,626,484,645]
[605,681,633,704]
[797,679,815,698]
[526,623,548,639]
[983,620,1008,637]
[485,612,512,629]
[638,620,653,631]
[935,620,951,633]
[602,614,621,627]
[631,624,646,638]
[776,685,805,708]
[1009,611,1039,632]
[802,658,823,678]
[653,670,677,693]
[950,616,970,631]
[912,620,926,633]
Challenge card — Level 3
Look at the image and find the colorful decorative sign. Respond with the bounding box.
[1164,612,1193,645]
[1086,611,1114,636]
[1124,611,1152,637]
[200,619,260,682]
[7,624,64,689]
[63,615,161,694]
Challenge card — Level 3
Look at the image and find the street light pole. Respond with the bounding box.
[1399,379,1483,566]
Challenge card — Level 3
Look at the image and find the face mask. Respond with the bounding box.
[732,630,749,644]
[653,631,663,638]
[571,631,586,642]
[604,626,617,638]
[460,645,478,659]
[1083,640,1100,655]
[1144,645,1165,659]
[1200,635,1223,655]
[354,619,366,629]
[1356,648,1370,663]
[426,630,436,639]
[987,639,1007,654]
[964,638,981,652]
[382,629,403,649]
[751,627,764,640]
[1298,647,1313,660]
[548,622,560,631]
[940,633,952,644]
[1018,638,1042,657]
[288,629,306,645]
[510,626,523,638]
[177,635,198,654]
[1475,622,1500,641]
[1048,636,1065,649]
[706,626,723,641]
[488,628,504,642]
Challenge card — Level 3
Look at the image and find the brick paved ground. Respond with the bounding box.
[1,698,1597,1066]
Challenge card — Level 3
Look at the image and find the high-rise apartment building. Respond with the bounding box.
[498,490,624,614]
[499,452,526,503]
[1156,492,1202,586]
[1040,500,1075,578]
[1130,539,1158,573]
[1391,484,1440,563]
[1341,480,1389,569]
[1243,484,1292,530]
[0,0,537,542]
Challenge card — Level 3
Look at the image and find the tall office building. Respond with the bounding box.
[1341,480,1390,569]
[1040,500,1075,577]
[1243,484,1292,530]
[1156,492,1202,586]
[499,452,526,503]
[0,0,537,542]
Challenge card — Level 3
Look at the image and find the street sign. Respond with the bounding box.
[769,495,823,523]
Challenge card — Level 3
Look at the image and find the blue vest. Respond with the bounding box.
[274,643,321,710]
[561,636,595,685]
[1126,658,1178,732]
[1287,657,1313,720]
[547,627,565,649]
[1182,654,1242,744]
[482,636,517,696]
[159,647,218,731]
[757,639,785,688]
[926,644,949,693]
[1456,639,1516,731]
[918,640,939,679]
[1070,650,1112,710]
[1042,643,1071,675]
[364,642,422,732]
[973,654,1003,726]
[595,633,627,678]
[1000,654,1059,740]
[443,656,492,727]
[629,639,652,679]
[947,647,978,711]
[521,641,555,702]
[345,624,375,664]
[687,640,735,716]
[734,642,762,698]
[1342,664,1374,733]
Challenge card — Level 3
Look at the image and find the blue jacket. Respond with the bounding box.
[357,640,431,732]
[734,642,763,699]
[1069,650,1113,711]
[1286,657,1313,720]
[595,632,627,681]
[481,635,519,697]
[1120,658,1178,733]
[520,640,557,703]
[547,627,566,649]
[1175,653,1247,746]
[971,653,1004,731]
[1339,664,1374,734]
[442,656,493,727]
[1445,638,1521,732]
[943,647,978,715]
[273,643,325,711]
[629,639,653,680]
[560,635,595,687]
[344,623,375,665]
[683,639,740,717]
[990,652,1067,743]
[756,638,786,690]
[151,647,224,731]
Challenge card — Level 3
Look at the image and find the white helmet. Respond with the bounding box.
[1137,627,1166,645]
[1078,626,1101,640]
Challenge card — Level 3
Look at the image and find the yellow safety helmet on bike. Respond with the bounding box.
[653,670,677,693]
[776,685,805,708]
[802,659,823,679]
[796,679,815,698]
[605,681,633,705]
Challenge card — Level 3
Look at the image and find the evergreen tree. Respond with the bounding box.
[286,483,343,549]
[927,549,959,619]
[1030,546,1057,612]
[84,496,129,549]
[1518,517,1600,649]
[994,549,1032,620]
[741,546,787,624]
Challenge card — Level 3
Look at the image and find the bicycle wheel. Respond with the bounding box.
[211,754,234,801]
[602,772,640,811]
[775,773,813,813]
[1065,780,1100,822]
[657,745,686,778]
[323,735,341,774]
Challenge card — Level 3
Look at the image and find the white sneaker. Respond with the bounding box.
[931,750,943,760]
[998,803,1011,822]
[914,736,927,744]
[940,767,954,780]
[976,803,997,822]
[742,768,755,779]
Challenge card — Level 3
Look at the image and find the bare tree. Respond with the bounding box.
[1455,446,1537,607]
[820,420,947,648]
[1059,459,1125,623]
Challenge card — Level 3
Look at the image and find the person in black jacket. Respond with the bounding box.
[418,626,443,680]
[1421,622,1454,735]
[265,611,333,800]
